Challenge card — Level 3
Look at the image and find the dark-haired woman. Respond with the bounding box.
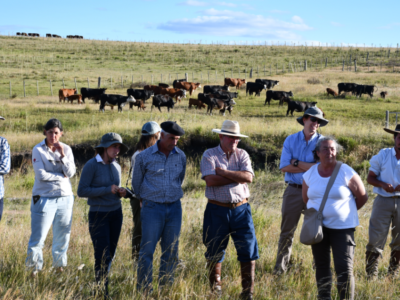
[26,118,76,276]
[77,133,128,297]
[130,121,161,261]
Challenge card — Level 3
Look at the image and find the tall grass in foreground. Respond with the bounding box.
[0,161,398,299]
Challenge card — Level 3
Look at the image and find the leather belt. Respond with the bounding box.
[289,183,302,189]
[208,199,248,209]
[390,196,400,198]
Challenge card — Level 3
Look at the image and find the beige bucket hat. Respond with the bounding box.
[212,120,248,138]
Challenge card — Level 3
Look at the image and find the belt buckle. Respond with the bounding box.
[229,202,238,209]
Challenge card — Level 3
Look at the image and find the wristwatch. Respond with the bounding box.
[293,159,299,167]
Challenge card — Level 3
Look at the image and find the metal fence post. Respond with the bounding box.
[98,77,101,88]
[74,78,77,90]
[23,80,26,97]
[386,111,390,128]
[50,80,53,96]
[36,80,39,96]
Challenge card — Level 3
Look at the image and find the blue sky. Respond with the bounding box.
[1,0,399,46]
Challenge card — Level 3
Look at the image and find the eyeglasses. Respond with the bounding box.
[225,136,241,142]
[309,117,321,124]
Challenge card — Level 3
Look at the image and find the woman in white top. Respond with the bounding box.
[130,121,161,261]
[302,136,368,300]
[26,118,76,276]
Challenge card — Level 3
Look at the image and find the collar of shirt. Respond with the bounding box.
[151,141,177,155]
[300,130,320,142]
[217,144,236,158]
[392,147,397,157]
[40,139,61,161]
[96,154,106,165]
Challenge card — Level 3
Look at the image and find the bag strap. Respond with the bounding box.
[318,161,343,214]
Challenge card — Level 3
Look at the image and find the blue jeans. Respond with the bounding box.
[203,202,259,263]
[26,195,74,270]
[88,208,123,290]
[137,199,182,291]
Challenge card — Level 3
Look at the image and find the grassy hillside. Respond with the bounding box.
[0,36,400,299]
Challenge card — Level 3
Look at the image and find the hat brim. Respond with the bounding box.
[0,116,5,120]
[95,141,129,155]
[297,115,329,127]
[212,129,248,138]
[383,128,400,135]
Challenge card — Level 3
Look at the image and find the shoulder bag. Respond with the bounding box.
[300,161,343,245]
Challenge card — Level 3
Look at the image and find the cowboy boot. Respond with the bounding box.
[366,251,380,280]
[388,250,400,278]
[207,261,222,296]
[240,261,255,300]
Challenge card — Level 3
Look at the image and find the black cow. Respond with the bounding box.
[283,98,317,116]
[255,79,279,90]
[203,85,230,94]
[246,82,267,96]
[214,91,238,99]
[127,89,154,108]
[172,79,187,89]
[265,90,294,106]
[152,94,175,112]
[337,83,358,95]
[99,95,136,112]
[356,85,377,98]
[81,88,107,103]
[207,98,237,116]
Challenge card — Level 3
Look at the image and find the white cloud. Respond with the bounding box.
[179,0,207,6]
[157,9,312,39]
[217,2,237,7]
[292,16,303,23]
[331,22,343,27]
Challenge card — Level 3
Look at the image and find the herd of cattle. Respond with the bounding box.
[15,33,83,39]
[326,83,388,99]
[56,78,385,117]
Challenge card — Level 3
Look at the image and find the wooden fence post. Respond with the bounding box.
[169,74,171,83]
[161,74,163,83]
[87,78,89,88]
[50,80,53,96]
[264,65,266,76]
[386,110,390,128]
[270,64,272,75]
[141,75,143,84]
[224,70,226,79]
[121,76,123,88]
[354,59,357,72]
[276,63,278,74]
[74,78,77,90]
[36,80,39,96]
[245,68,247,79]
[249,68,253,78]
[62,78,65,89]
[185,73,188,81]
[342,60,344,71]
[192,72,194,82]
[304,60,307,71]
[9,81,11,98]
[98,77,101,88]
[132,75,134,84]
[325,58,328,68]
[208,71,210,83]
[23,80,26,97]
[231,69,233,78]
[215,70,217,83]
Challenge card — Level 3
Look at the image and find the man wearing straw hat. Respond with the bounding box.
[200,120,258,300]
[273,107,328,275]
[0,116,10,221]
[365,124,400,279]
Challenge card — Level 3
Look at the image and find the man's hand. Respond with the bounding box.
[111,184,120,194]
[118,188,127,197]
[53,142,65,158]
[381,182,395,193]
[215,167,226,177]
[290,158,297,165]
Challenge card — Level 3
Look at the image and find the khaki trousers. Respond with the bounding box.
[273,185,306,274]
[366,195,400,254]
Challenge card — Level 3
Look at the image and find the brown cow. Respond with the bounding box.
[174,82,201,96]
[160,88,186,102]
[158,83,170,88]
[130,100,146,110]
[66,94,82,104]
[59,89,77,103]
[380,91,388,99]
[224,78,246,90]
[188,98,206,109]
[326,88,338,97]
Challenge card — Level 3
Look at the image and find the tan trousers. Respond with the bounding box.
[273,185,306,274]
[366,195,400,254]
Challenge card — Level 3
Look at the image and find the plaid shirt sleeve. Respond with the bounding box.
[239,150,254,177]
[0,138,11,175]
[200,151,216,179]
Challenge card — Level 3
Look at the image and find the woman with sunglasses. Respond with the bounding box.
[273,107,329,275]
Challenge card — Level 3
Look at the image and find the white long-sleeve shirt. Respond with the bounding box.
[32,139,76,197]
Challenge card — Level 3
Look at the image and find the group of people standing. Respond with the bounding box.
[0,106,399,299]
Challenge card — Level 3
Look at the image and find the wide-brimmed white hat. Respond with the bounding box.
[212,120,248,138]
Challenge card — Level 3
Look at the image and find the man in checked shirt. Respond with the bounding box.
[0,116,10,222]
[200,120,258,300]
[132,121,186,293]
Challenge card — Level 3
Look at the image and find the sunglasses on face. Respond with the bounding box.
[309,117,321,124]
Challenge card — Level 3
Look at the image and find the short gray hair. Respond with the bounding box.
[314,136,343,161]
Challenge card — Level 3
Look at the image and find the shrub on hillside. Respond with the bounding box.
[307,77,321,84]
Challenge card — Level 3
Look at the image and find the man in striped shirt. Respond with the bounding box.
[200,120,258,300]
[0,116,10,221]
